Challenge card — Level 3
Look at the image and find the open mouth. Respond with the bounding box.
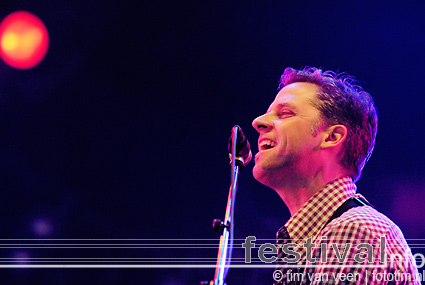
[259,139,277,151]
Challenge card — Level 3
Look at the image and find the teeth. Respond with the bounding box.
[259,140,277,147]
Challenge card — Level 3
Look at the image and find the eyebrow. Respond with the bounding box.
[267,102,297,113]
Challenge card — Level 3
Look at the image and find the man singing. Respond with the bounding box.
[252,67,419,284]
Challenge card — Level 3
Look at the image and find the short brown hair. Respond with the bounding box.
[279,67,378,182]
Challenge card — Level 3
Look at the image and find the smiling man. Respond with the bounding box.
[252,67,419,284]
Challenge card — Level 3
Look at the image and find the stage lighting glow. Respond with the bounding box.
[0,11,49,69]
[33,219,53,237]
[13,251,30,264]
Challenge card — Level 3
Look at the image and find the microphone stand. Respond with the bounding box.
[204,126,245,285]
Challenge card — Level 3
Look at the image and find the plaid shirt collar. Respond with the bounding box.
[282,176,357,245]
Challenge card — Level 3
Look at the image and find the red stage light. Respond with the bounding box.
[0,11,49,69]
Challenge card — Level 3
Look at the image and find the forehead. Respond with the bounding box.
[268,82,320,111]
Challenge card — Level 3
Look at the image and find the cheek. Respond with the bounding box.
[284,132,312,153]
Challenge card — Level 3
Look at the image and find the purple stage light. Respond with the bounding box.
[13,251,30,264]
[32,218,53,237]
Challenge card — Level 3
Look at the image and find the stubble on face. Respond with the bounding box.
[252,82,324,189]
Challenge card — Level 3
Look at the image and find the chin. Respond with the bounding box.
[252,164,270,185]
[253,162,288,190]
[252,164,260,181]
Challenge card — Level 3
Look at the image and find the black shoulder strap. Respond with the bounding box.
[324,197,373,227]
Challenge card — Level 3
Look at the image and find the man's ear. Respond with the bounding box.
[321,125,347,149]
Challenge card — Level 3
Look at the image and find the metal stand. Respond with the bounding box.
[202,126,245,285]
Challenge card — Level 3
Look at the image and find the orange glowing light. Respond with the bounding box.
[0,11,49,69]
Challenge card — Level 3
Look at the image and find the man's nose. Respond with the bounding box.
[252,113,273,133]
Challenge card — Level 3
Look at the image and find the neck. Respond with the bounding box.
[274,169,346,216]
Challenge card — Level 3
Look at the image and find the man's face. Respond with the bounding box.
[252,82,325,186]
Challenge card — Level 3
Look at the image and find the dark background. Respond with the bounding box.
[0,1,424,284]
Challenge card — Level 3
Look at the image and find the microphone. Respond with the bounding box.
[228,125,252,167]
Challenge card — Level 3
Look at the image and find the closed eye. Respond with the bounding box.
[278,110,294,118]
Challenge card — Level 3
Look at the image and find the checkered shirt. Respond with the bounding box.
[275,176,420,285]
